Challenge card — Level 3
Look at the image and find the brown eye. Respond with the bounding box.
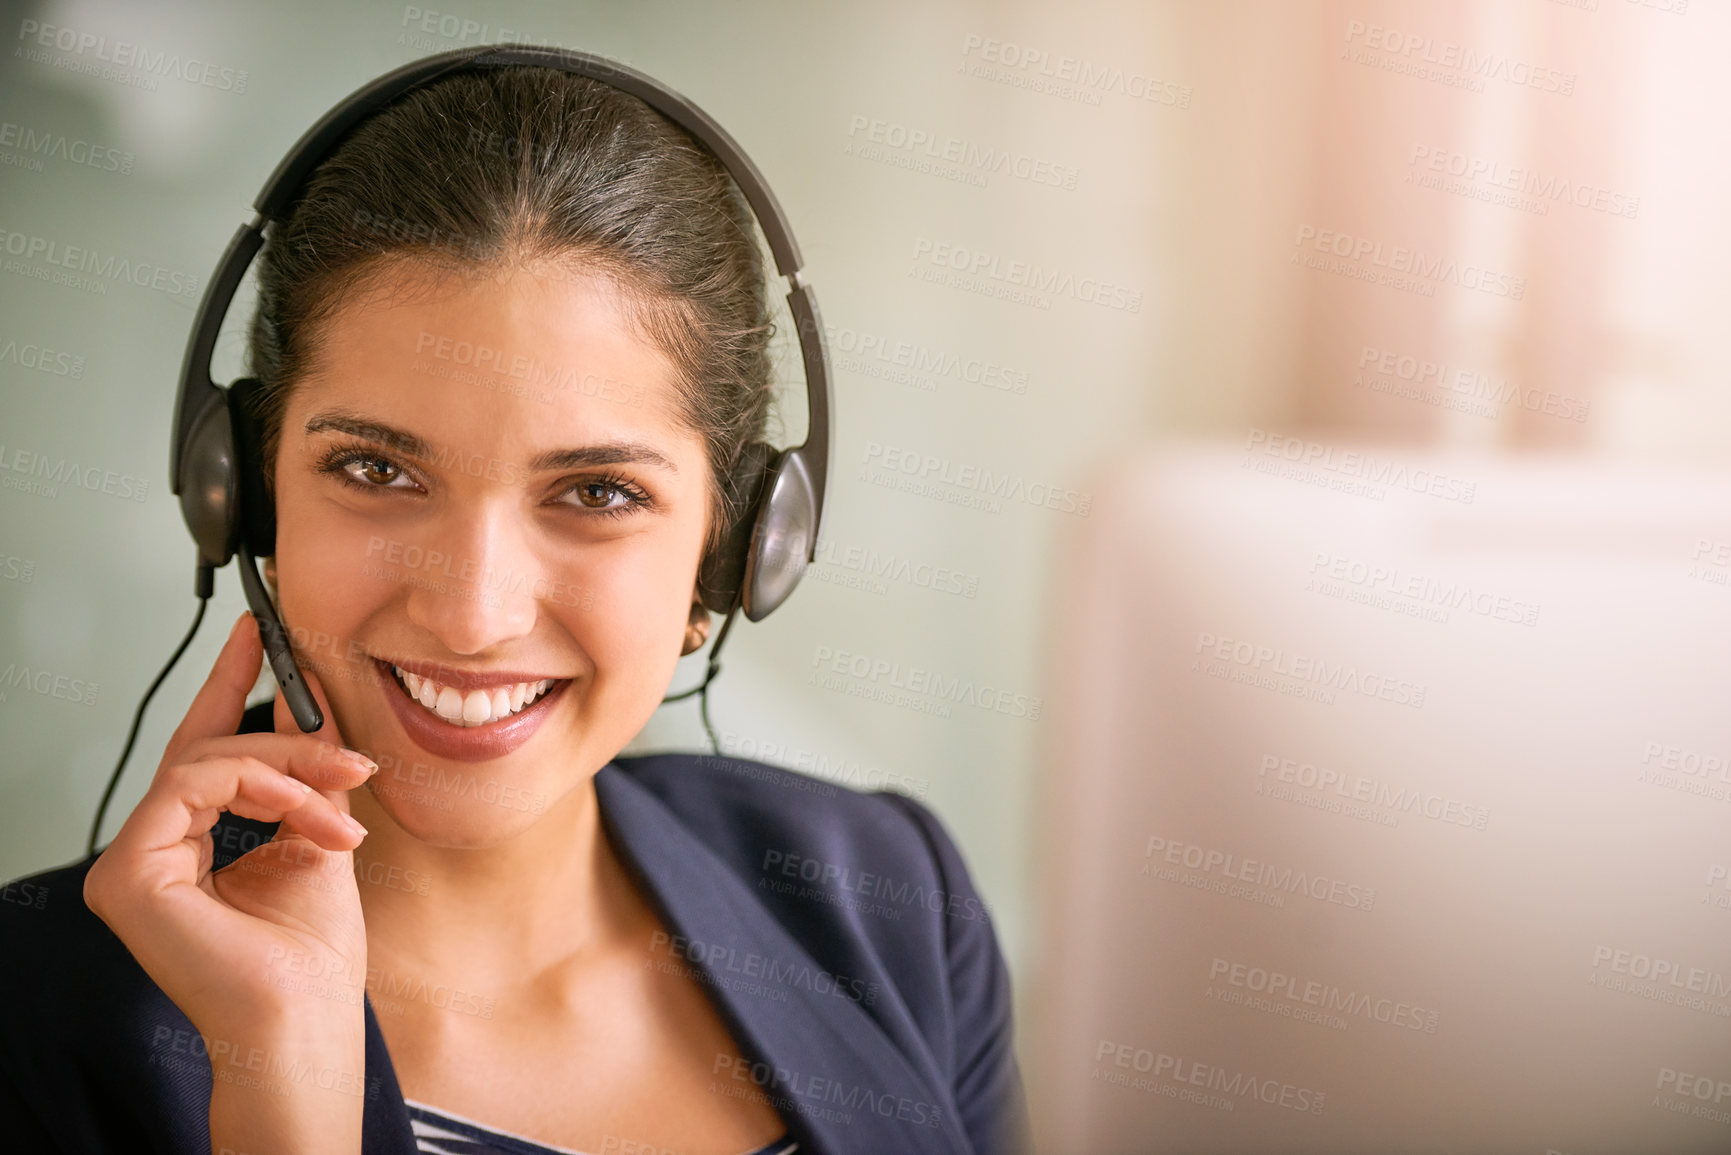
[572,480,624,510]
[555,474,650,520]
[357,459,401,486]
[317,446,420,492]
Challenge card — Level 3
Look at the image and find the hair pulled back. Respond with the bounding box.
[247,62,775,560]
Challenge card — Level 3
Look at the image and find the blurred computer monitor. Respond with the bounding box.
[1031,439,1731,1155]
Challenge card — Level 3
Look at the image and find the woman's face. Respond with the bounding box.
[270,258,712,847]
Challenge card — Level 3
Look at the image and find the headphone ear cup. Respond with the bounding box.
[178,392,240,569]
[697,439,776,616]
[739,446,816,622]
[226,377,277,558]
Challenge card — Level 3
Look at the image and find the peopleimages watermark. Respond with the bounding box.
[1142,834,1377,911]
[1241,428,1477,505]
[845,114,1079,190]
[1193,629,1427,710]
[0,225,200,300]
[16,20,250,94]
[808,533,981,600]
[1406,145,1638,219]
[0,334,85,379]
[1206,956,1440,1034]
[1707,865,1731,912]
[0,660,101,709]
[1354,344,1588,423]
[1092,1039,1327,1115]
[0,878,48,910]
[1686,538,1731,593]
[363,535,594,610]
[1341,20,1576,96]
[715,731,931,800]
[395,5,625,58]
[0,119,133,177]
[264,944,498,1019]
[1257,752,1490,831]
[412,329,645,408]
[910,237,1142,312]
[149,1026,381,1101]
[826,324,1030,396]
[1306,549,1541,629]
[365,749,549,816]
[0,551,33,584]
[861,440,1091,518]
[1293,224,1525,300]
[0,446,147,502]
[1639,739,1731,805]
[648,930,881,1008]
[712,1053,946,1130]
[958,34,1192,109]
[1626,0,1690,15]
[810,643,1043,721]
[1589,945,1731,1018]
[1654,1066,1731,1127]
[760,847,994,925]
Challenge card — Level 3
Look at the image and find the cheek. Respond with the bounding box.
[269,488,391,673]
[577,537,702,668]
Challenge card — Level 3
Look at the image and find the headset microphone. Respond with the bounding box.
[235,539,323,733]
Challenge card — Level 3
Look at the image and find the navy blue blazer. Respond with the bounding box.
[0,698,1029,1154]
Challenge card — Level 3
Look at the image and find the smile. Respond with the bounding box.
[390,664,556,727]
[372,657,571,763]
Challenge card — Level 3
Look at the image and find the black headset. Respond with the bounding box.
[88,44,832,856]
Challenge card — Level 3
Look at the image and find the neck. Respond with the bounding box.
[347,773,650,988]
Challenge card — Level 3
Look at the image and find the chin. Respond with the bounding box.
[362,779,557,849]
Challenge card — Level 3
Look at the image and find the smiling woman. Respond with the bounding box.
[271,263,707,778]
[0,48,1027,1155]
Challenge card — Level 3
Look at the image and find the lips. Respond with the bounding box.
[373,658,569,763]
[391,664,554,727]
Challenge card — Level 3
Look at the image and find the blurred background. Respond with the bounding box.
[2,0,1729,1151]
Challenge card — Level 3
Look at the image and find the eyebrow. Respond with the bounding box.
[303,410,678,474]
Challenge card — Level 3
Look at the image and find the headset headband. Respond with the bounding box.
[170,44,830,558]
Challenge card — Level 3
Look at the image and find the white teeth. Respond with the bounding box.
[435,685,464,723]
[393,665,556,727]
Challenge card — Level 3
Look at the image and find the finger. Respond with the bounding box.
[106,755,366,878]
[177,733,378,793]
[162,612,263,767]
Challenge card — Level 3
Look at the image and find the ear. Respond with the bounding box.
[681,587,713,656]
[262,555,283,616]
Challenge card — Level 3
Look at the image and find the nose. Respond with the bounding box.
[400,497,541,655]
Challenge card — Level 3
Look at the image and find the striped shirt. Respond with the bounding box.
[405,1098,799,1155]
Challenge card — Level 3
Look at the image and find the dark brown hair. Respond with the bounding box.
[247,63,775,558]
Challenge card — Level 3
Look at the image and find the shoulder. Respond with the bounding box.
[610,748,995,926]
[0,853,195,1146]
[0,852,126,989]
[610,750,1029,1153]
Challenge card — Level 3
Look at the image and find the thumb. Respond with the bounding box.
[163,611,262,766]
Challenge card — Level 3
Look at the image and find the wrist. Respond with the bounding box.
[204,1008,370,1155]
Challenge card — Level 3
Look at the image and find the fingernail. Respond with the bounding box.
[293,777,314,794]
[342,813,368,839]
[335,747,379,776]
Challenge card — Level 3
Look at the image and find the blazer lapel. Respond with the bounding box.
[594,764,971,1155]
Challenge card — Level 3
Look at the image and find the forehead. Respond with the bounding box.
[283,258,697,461]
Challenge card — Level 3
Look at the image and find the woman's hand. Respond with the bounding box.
[83,610,375,1037]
